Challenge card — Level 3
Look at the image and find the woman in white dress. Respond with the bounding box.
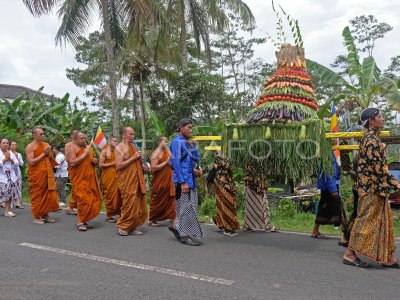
[0,138,18,217]
[10,141,24,209]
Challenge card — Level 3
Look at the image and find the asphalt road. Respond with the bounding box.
[0,207,399,300]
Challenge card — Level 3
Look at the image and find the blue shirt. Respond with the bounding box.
[317,153,340,193]
[170,134,200,189]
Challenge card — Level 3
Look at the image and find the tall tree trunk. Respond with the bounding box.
[226,34,240,94]
[179,0,188,73]
[100,0,120,138]
[139,73,146,159]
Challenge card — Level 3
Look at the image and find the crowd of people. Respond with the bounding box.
[0,111,399,267]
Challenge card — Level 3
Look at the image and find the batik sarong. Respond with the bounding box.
[349,193,395,264]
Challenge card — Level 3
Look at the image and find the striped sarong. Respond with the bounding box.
[243,186,272,231]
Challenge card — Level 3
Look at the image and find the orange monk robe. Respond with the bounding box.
[28,142,59,218]
[101,148,121,218]
[69,148,102,223]
[116,144,147,231]
[149,151,176,222]
[67,194,78,209]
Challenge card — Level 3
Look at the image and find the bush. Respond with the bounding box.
[277,198,297,219]
[199,196,216,217]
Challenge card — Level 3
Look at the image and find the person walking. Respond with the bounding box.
[343,108,400,268]
[170,118,203,246]
[10,141,24,209]
[0,138,18,217]
[53,145,69,207]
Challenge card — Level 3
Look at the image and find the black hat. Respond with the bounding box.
[176,118,193,132]
[358,108,380,126]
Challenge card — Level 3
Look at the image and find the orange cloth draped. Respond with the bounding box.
[28,142,59,218]
[101,148,121,218]
[149,151,176,222]
[116,144,147,231]
[69,147,102,223]
[67,194,78,209]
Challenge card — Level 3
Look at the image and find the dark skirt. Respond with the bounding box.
[315,189,341,226]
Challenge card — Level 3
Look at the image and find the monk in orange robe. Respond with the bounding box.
[64,130,78,215]
[66,131,102,231]
[99,135,121,222]
[26,127,59,224]
[148,137,176,227]
[115,127,147,236]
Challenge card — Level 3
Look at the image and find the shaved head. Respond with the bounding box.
[32,127,41,135]
[70,129,78,139]
[73,131,83,140]
[122,127,135,143]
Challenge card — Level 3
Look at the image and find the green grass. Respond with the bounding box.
[198,195,400,237]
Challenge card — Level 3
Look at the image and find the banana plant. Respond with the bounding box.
[307,26,400,113]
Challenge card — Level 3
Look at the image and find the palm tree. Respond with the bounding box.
[22,0,167,139]
[307,26,400,112]
[167,0,255,72]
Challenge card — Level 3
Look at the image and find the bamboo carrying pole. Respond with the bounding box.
[194,131,396,151]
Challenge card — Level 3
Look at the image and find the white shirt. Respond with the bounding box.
[12,152,24,178]
[54,153,69,178]
[0,150,18,183]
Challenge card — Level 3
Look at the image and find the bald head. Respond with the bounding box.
[122,127,135,143]
[108,135,118,148]
[70,129,78,139]
[32,127,44,142]
[73,131,86,147]
[32,127,41,135]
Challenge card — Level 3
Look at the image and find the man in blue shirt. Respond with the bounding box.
[169,118,203,246]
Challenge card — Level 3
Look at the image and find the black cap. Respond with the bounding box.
[176,118,193,132]
[358,108,379,126]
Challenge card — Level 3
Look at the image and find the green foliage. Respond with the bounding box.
[277,198,296,218]
[199,196,216,218]
[0,89,100,145]
[223,120,333,181]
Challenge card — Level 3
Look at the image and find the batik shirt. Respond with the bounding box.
[214,154,237,195]
[356,128,400,197]
[244,164,267,194]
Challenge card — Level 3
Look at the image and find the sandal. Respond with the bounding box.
[130,229,143,235]
[382,261,400,269]
[148,221,160,227]
[4,211,16,217]
[77,223,87,231]
[107,218,116,223]
[84,222,93,229]
[310,233,329,239]
[42,217,55,223]
[33,218,45,224]
[65,209,77,215]
[338,241,349,247]
[265,225,279,232]
[168,225,181,240]
[243,227,255,232]
[118,229,129,236]
[343,257,370,268]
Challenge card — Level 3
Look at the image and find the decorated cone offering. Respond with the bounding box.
[247,44,318,123]
[222,6,332,181]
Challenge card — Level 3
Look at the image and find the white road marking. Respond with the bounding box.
[19,242,234,286]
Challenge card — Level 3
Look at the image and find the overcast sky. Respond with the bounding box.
[0,0,399,101]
